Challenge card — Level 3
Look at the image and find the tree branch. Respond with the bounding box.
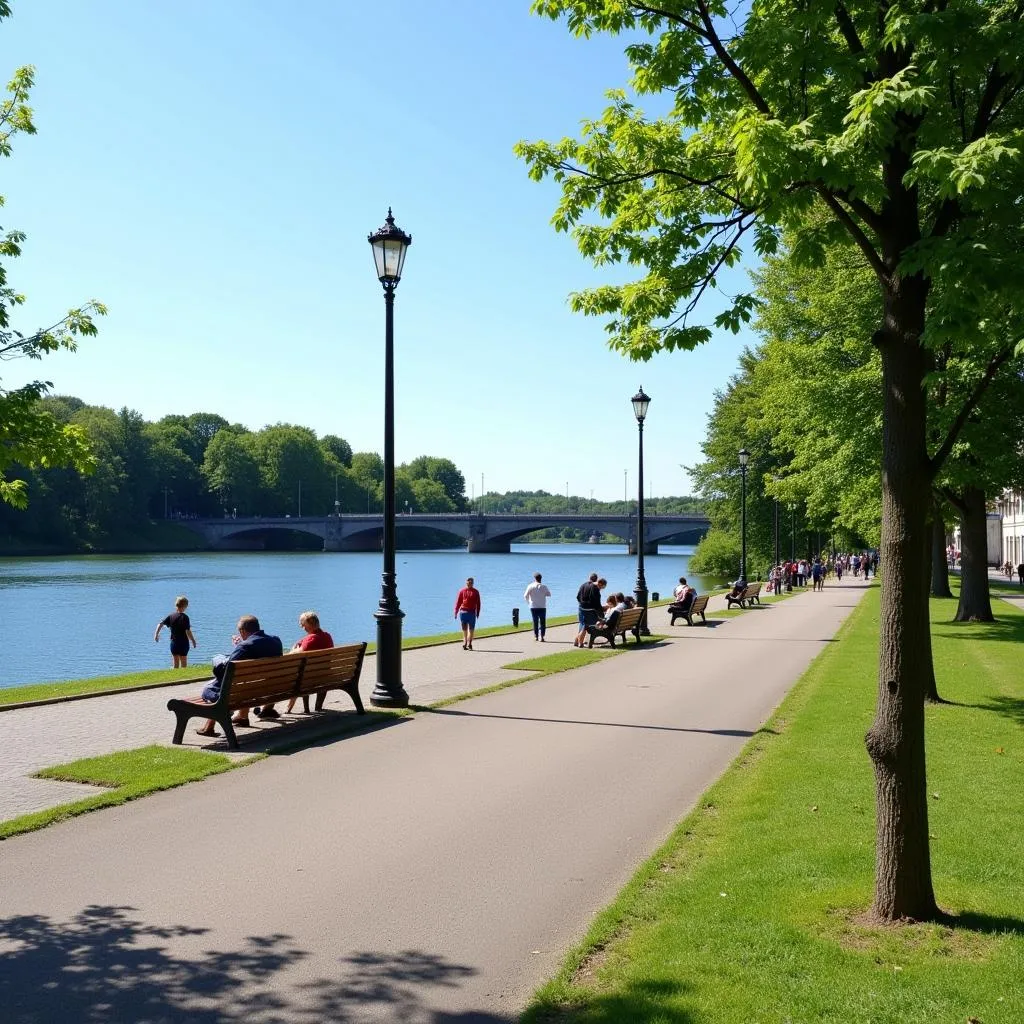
[814,186,889,282]
[834,4,865,55]
[928,345,1016,477]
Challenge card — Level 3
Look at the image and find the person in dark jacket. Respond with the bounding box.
[195,615,283,736]
[574,573,605,647]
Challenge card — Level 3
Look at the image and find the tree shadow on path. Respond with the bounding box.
[0,904,514,1023]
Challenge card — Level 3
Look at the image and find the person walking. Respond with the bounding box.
[575,572,604,647]
[454,577,482,650]
[523,572,552,641]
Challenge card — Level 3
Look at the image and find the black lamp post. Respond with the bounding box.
[738,448,749,582]
[632,387,651,635]
[368,208,411,708]
[790,503,796,560]
[772,475,781,575]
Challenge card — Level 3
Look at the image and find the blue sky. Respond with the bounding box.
[3,1,753,501]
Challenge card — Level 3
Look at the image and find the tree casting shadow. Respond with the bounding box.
[522,977,695,1024]
[0,904,515,1023]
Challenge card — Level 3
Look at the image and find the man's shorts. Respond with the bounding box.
[458,611,476,628]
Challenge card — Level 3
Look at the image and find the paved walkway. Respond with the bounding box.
[0,588,787,821]
[0,580,866,1023]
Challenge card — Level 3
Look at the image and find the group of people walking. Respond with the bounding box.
[767,551,879,594]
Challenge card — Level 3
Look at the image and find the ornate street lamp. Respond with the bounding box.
[632,387,651,635]
[738,448,749,583]
[368,208,411,707]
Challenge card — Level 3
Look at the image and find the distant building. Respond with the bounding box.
[950,505,1004,567]
[995,490,1024,566]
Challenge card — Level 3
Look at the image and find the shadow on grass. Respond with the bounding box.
[940,908,1024,937]
[933,617,1024,643]
[0,905,513,1023]
[524,978,695,1024]
[414,705,767,738]
[957,695,1024,727]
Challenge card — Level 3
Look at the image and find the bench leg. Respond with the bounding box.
[346,684,366,715]
[220,718,239,750]
[171,708,191,745]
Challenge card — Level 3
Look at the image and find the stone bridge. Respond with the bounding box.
[173,512,709,554]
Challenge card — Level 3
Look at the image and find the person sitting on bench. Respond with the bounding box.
[673,577,696,608]
[195,615,283,737]
[726,579,747,601]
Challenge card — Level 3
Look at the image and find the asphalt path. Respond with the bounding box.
[0,582,868,1023]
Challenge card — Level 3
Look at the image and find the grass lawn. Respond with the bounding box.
[1,745,248,840]
[0,667,212,707]
[523,584,1023,1024]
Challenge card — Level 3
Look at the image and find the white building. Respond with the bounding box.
[995,490,1024,567]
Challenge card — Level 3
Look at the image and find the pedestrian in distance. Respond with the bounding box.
[154,595,197,668]
[523,572,552,641]
[1018,562,1024,587]
[574,572,604,647]
[454,576,482,650]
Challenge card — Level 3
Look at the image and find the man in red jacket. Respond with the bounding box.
[454,577,482,650]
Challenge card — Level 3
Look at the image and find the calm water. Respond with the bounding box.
[0,544,710,687]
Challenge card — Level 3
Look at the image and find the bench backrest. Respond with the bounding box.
[297,643,367,694]
[745,582,763,597]
[617,607,644,630]
[222,654,306,708]
[690,594,709,614]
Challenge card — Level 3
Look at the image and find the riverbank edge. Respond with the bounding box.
[0,598,703,712]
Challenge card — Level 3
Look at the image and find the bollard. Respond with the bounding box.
[651,591,660,601]
[512,607,519,627]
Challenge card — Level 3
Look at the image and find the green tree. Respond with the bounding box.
[0,55,105,508]
[404,455,467,509]
[320,434,353,468]
[202,429,262,514]
[518,1,1024,921]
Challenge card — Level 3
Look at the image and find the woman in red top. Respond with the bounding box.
[454,577,482,650]
[270,610,335,716]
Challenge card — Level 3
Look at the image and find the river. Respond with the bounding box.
[0,544,714,688]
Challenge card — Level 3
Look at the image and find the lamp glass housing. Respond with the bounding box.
[631,387,651,423]
[739,448,750,467]
[368,208,412,284]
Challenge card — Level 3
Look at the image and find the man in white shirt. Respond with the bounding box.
[524,572,552,641]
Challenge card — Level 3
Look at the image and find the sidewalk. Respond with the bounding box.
[0,580,867,1023]
[0,587,815,822]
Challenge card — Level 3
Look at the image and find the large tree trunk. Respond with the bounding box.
[930,498,953,598]
[954,486,995,622]
[865,297,938,921]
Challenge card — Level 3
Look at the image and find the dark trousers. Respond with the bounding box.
[531,608,547,637]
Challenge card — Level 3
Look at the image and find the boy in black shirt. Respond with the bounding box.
[154,595,198,668]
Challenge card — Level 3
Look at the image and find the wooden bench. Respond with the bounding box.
[587,605,645,648]
[725,582,763,609]
[167,642,367,749]
[668,593,709,626]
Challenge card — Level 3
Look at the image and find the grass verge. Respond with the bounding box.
[523,584,1023,1024]
[0,667,212,708]
[1,745,251,841]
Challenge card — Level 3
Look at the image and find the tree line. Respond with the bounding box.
[0,395,705,551]
[0,396,470,550]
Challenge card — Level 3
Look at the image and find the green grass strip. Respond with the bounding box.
[1,745,251,840]
[523,584,1023,1024]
